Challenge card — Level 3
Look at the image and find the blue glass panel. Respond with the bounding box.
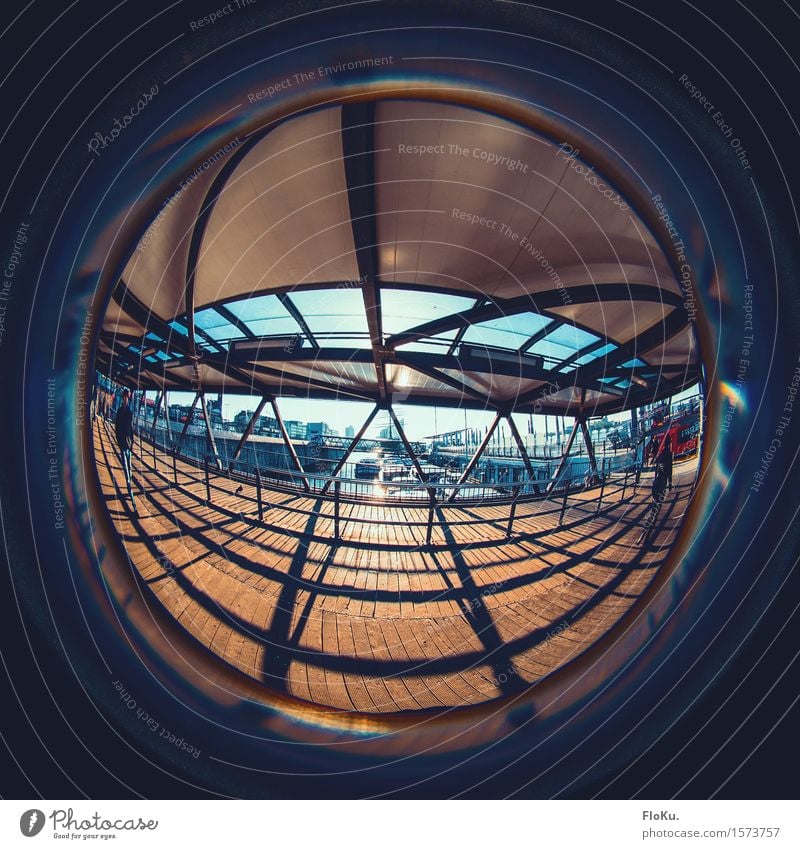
[194,309,231,330]
[463,312,552,350]
[288,288,369,335]
[544,323,600,350]
[527,338,576,362]
[381,289,477,335]
[169,319,204,344]
[225,294,296,324]
[574,343,617,365]
[245,318,307,337]
[202,323,246,341]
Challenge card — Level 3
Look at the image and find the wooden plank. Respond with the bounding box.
[93,418,696,714]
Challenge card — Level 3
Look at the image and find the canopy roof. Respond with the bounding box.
[98,99,700,416]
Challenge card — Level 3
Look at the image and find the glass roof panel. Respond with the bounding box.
[396,329,459,353]
[463,312,552,349]
[621,357,648,368]
[544,323,601,350]
[225,294,295,324]
[288,288,369,335]
[381,289,477,335]
[168,319,204,344]
[527,338,577,362]
[201,322,246,342]
[575,343,617,365]
[245,317,307,337]
[194,309,233,331]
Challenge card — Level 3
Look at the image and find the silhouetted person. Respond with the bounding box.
[638,437,671,545]
[661,434,674,489]
[115,388,136,512]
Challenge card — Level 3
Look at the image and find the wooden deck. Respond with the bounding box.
[93,418,696,714]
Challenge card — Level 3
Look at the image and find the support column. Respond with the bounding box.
[448,412,502,502]
[546,417,580,494]
[199,391,221,468]
[580,418,598,477]
[505,413,536,480]
[176,392,200,452]
[270,398,310,492]
[228,395,269,471]
[321,404,380,494]
[149,391,163,445]
[387,405,430,486]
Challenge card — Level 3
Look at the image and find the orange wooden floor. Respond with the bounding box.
[93,418,695,713]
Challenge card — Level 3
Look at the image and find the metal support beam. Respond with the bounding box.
[519,320,558,353]
[176,392,201,451]
[554,336,607,370]
[214,304,256,339]
[580,418,598,477]
[446,298,483,355]
[448,412,502,503]
[546,418,580,495]
[505,413,536,480]
[388,284,682,350]
[149,391,163,438]
[270,398,310,492]
[392,353,492,406]
[277,293,320,350]
[321,404,380,495]
[199,391,221,468]
[228,395,270,471]
[387,405,431,487]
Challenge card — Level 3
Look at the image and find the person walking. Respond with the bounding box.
[115,388,136,513]
[661,433,674,490]
[637,437,671,545]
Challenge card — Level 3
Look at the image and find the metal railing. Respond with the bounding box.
[116,420,646,547]
[133,418,642,505]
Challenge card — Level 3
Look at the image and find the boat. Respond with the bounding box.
[355,457,381,479]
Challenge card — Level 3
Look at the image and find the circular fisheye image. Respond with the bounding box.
[94,98,702,714]
[5,0,798,803]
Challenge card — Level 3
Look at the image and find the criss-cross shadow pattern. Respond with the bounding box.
[94,418,696,713]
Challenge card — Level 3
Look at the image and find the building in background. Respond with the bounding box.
[286,420,306,440]
[306,421,337,439]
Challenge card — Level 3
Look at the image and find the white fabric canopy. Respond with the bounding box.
[99,99,699,415]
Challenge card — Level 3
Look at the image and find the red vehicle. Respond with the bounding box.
[648,414,700,460]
